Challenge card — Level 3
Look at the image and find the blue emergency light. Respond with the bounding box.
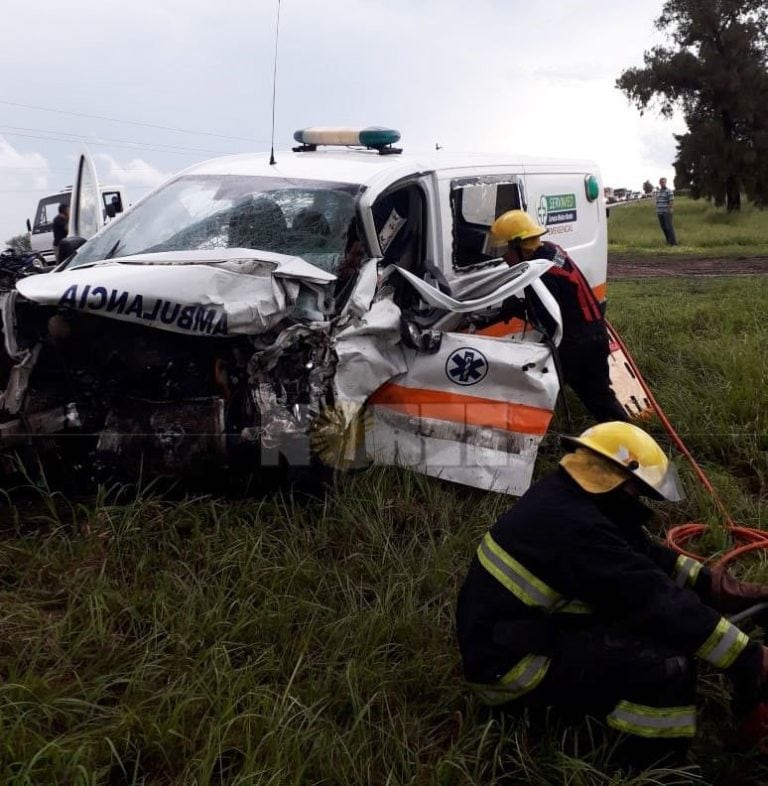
[293,126,402,155]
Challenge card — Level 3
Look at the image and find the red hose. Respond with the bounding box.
[606,321,768,568]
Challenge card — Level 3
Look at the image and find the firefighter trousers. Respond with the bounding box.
[512,625,697,767]
[559,333,629,423]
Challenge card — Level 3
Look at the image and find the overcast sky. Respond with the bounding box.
[0,0,686,243]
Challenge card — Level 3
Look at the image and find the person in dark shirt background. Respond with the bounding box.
[52,203,69,263]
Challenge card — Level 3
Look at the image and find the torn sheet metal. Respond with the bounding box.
[367,331,560,496]
[339,257,380,319]
[332,295,407,413]
[387,258,553,313]
[0,291,23,360]
[0,404,80,448]
[0,343,41,414]
[245,323,335,447]
[16,250,335,337]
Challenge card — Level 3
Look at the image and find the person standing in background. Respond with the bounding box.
[52,203,69,263]
[655,178,677,246]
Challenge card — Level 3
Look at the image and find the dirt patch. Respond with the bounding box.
[608,256,768,278]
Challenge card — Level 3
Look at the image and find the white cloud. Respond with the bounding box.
[0,137,49,189]
[0,136,50,243]
[93,154,171,188]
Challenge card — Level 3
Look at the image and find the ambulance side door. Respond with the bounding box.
[365,172,561,497]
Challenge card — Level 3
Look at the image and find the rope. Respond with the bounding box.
[606,320,768,569]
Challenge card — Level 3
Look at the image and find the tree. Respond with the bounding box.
[616,0,768,211]
[643,180,654,195]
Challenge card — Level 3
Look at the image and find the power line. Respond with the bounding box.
[0,165,164,172]
[0,98,269,143]
[0,123,238,155]
[0,129,235,157]
[0,187,154,193]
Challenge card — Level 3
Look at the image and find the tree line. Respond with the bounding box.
[617,0,768,211]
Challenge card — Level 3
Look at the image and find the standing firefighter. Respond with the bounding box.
[488,210,627,423]
[456,422,768,767]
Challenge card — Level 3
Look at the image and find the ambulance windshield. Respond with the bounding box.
[67,174,364,273]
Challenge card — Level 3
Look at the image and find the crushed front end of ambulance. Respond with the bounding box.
[0,155,564,495]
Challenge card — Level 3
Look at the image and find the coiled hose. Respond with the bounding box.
[607,321,768,569]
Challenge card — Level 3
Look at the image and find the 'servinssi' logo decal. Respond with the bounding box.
[537,194,577,226]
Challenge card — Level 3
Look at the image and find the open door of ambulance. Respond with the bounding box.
[70,149,106,241]
[363,261,563,497]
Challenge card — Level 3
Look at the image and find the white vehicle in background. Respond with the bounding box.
[26,154,125,263]
[1,128,613,496]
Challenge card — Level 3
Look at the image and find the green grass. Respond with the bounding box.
[608,197,768,260]
[0,277,766,784]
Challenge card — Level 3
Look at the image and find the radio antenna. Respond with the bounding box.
[269,0,282,165]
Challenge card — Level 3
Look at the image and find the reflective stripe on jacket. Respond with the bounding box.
[477,532,593,615]
[456,470,755,692]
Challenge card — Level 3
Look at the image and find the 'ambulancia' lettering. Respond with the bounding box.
[55,284,227,335]
[59,285,78,309]
[88,286,108,309]
[106,290,129,313]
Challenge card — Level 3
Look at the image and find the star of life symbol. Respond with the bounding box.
[446,347,489,386]
[536,196,548,226]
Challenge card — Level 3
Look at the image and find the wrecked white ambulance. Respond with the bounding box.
[0,128,608,495]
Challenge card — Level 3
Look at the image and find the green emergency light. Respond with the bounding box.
[585,174,600,202]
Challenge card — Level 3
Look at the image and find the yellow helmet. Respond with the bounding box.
[560,421,684,502]
[489,210,547,248]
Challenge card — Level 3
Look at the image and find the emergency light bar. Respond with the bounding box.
[293,126,402,155]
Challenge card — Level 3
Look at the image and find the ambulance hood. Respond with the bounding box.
[16,249,336,337]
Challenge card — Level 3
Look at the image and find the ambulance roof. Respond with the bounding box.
[182,149,599,189]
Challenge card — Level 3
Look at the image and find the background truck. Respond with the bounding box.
[26,178,125,263]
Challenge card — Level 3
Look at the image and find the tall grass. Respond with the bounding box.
[608,198,768,259]
[0,278,765,784]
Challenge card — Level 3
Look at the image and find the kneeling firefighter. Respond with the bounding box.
[456,422,768,766]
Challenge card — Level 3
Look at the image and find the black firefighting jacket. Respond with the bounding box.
[456,469,758,690]
[531,241,606,345]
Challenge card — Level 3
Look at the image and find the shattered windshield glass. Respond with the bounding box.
[68,175,364,273]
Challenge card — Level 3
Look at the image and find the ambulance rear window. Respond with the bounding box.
[451,180,523,268]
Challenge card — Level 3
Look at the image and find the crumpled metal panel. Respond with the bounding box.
[245,324,335,447]
[16,251,335,337]
[332,295,408,414]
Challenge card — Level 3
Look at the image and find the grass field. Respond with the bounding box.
[608,197,768,260]
[0,277,766,785]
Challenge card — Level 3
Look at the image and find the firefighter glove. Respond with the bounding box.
[711,565,768,614]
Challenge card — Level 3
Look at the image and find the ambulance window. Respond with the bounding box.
[451,180,522,269]
[371,184,426,274]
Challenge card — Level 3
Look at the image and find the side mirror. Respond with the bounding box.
[26,219,31,233]
[58,236,87,260]
[104,194,124,218]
